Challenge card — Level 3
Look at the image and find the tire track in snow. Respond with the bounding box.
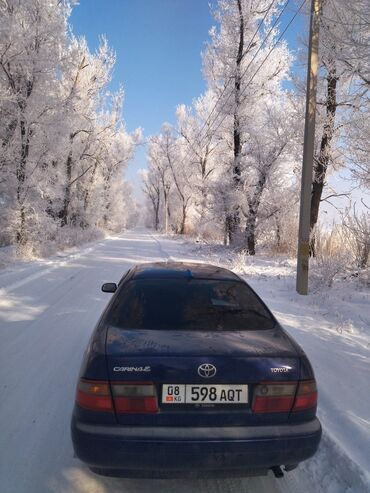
[150,233,173,261]
[0,247,95,293]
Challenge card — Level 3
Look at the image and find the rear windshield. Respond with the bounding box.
[108,279,275,331]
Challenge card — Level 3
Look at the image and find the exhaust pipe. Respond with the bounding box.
[271,466,284,478]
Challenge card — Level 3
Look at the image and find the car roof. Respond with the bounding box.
[130,262,240,281]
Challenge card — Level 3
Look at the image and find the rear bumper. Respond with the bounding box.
[71,416,321,477]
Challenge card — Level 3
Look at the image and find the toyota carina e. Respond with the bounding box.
[71,262,321,478]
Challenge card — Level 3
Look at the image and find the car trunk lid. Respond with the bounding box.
[106,325,301,426]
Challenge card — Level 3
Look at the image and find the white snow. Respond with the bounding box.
[0,229,369,493]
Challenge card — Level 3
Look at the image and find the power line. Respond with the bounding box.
[197,0,293,148]
[241,0,307,96]
[201,0,307,144]
[195,0,278,144]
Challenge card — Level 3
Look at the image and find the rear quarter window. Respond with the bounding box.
[108,279,275,331]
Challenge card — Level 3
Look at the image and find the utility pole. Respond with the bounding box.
[296,0,321,295]
[164,185,169,234]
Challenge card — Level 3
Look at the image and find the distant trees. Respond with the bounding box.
[143,0,300,251]
[144,124,193,234]
[0,0,137,255]
[176,93,218,230]
[142,0,369,267]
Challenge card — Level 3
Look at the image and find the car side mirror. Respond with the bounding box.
[101,282,117,293]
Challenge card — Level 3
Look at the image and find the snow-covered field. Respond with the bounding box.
[0,229,369,493]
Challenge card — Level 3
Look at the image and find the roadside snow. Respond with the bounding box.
[180,235,370,489]
[0,230,369,493]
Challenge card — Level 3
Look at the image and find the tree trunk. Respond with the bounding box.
[60,150,72,226]
[227,0,244,245]
[102,178,112,228]
[163,189,169,234]
[16,119,30,245]
[310,62,338,255]
[223,219,229,246]
[166,153,188,235]
[83,161,99,211]
[154,199,160,231]
[245,171,267,255]
[179,204,187,235]
[276,221,281,250]
[149,190,160,231]
[199,156,208,221]
[359,243,369,269]
[16,206,26,246]
[245,215,257,255]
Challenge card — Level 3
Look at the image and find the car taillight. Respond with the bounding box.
[252,382,297,413]
[252,379,318,413]
[111,382,158,413]
[292,380,317,411]
[76,379,114,412]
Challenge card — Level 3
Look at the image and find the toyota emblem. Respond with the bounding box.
[198,363,217,378]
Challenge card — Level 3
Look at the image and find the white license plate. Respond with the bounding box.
[162,384,248,405]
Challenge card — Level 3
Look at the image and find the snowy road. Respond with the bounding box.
[0,230,368,493]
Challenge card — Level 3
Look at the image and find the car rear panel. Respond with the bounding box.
[105,325,302,426]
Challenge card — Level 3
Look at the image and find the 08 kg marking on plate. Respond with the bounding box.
[162,384,248,405]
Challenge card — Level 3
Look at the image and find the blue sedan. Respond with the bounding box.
[71,262,321,478]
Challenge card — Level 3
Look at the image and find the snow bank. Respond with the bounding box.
[179,234,370,490]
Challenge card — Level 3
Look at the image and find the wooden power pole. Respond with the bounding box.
[296,0,321,295]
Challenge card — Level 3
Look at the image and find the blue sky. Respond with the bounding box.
[70,0,307,196]
[70,0,216,135]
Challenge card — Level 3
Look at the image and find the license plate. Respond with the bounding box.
[162,384,248,405]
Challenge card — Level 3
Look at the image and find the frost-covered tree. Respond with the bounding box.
[147,124,192,234]
[342,205,370,269]
[56,36,117,228]
[176,90,219,230]
[202,0,292,245]
[142,0,300,251]
[0,0,137,254]
[0,0,71,248]
[243,98,299,254]
[146,134,173,233]
[308,0,370,252]
[336,0,370,189]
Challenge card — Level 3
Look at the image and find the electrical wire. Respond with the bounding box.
[195,0,279,144]
[198,0,308,145]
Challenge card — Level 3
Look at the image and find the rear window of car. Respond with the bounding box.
[108,279,275,331]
